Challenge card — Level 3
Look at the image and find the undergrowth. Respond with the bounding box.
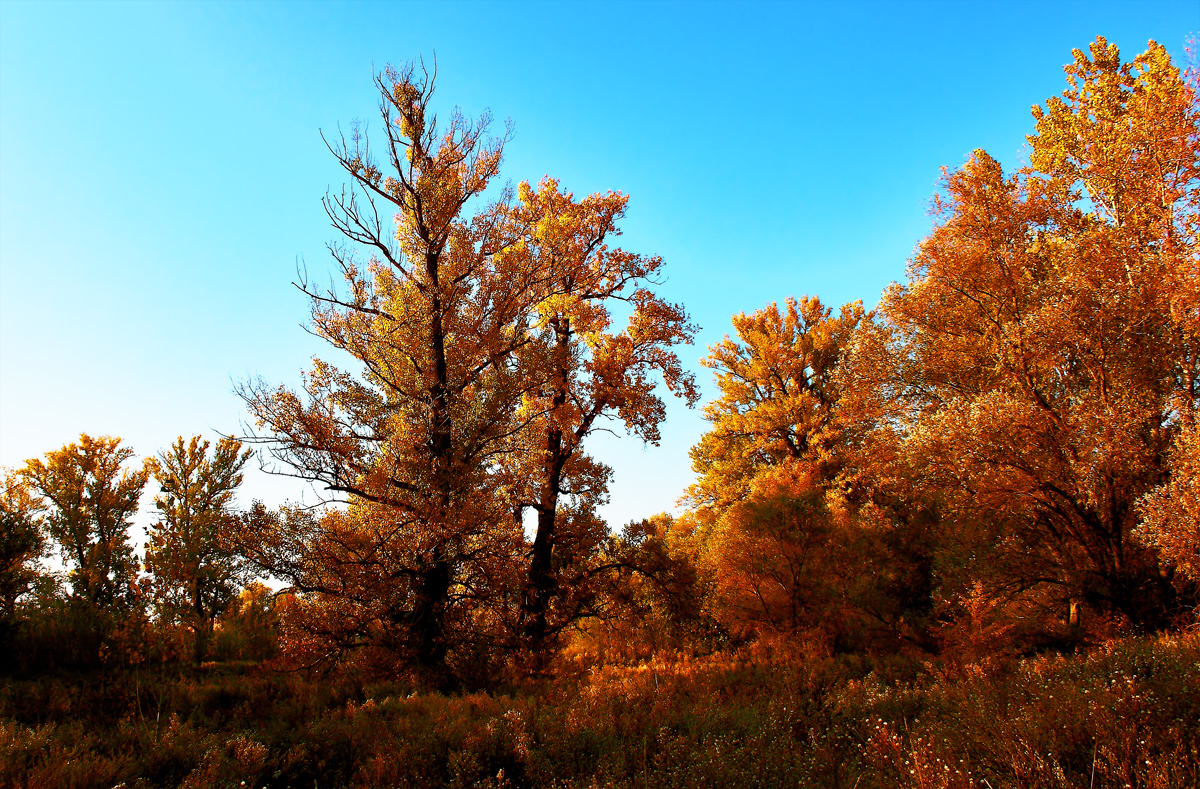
[2,633,1197,788]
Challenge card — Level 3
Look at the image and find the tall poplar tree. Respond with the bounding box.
[239,63,700,683]
[685,296,866,515]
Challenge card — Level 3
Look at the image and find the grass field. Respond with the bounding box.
[4,632,1197,789]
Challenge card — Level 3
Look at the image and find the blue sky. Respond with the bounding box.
[1,0,1194,534]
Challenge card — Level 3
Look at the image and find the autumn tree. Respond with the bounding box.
[685,296,866,515]
[677,298,936,650]
[0,470,46,661]
[504,177,697,658]
[238,61,540,684]
[703,463,841,637]
[145,436,252,666]
[20,434,148,659]
[571,513,716,661]
[873,37,1198,629]
[1137,421,1200,584]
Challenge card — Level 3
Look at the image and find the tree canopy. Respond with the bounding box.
[236,63,697,685]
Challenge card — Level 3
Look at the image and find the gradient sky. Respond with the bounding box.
[1,0,1195,539]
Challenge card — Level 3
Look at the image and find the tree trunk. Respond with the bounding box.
[411,555,453,685]
[413,249,453,683]
[524,325,572,659]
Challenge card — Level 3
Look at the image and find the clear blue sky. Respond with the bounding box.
[1,0,1195,534]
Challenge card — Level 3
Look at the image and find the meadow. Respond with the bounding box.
[4,632,1198,788]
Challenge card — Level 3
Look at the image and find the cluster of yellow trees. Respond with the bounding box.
[1,38,1195,688]
[1,435,271,670]
[680,36,1199,657]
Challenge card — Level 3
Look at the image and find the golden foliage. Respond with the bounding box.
[708,461,842,637]
[21,435,148,615]
[145,436,252,664]
[680,37,1199,649]
[686,296,865,513]
[236,64,696,682]
[1137,421,1200,582]
[0,470,46,622]
[502,177,697,654]
[871,37,1199,627]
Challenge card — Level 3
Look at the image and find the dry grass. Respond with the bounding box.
[2,633,1197,788]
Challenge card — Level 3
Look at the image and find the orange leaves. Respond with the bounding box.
[502,177,696,656]
[239,64,699,679]
[687,296,865,512]
[20,435,148,631]
[1136,421,1200,582]
[708,461,831,633]
[238,62,539,680]
[682,297,919,649]
[0,470,46,622]
[680,37,1198,649]
[871,38,1200,628]
[144,436,252,664]
[508,175,697,451]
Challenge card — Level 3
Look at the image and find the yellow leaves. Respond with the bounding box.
[704,458,847,637]
[244,61,705,675]
[687,296,864,515]
[533,292,610,339]
[20,435,148,612]
[0,469,45,613]
[511,176,696,453]
[23,435,150,530]
[144,436,251,646]
[1028,36,1198,236]
[390,71,429,151]
[0,468,40,520]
